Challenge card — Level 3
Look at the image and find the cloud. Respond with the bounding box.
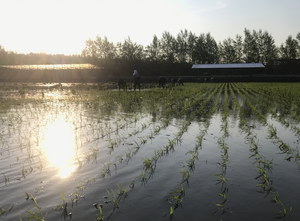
[199,0,227,12]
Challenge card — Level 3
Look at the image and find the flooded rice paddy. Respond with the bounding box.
[0,82,300,221]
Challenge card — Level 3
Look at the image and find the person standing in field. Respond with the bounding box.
[177,78,183,86]
[133,70,141,91]
[117,79,127,91]
[158,76,168,88]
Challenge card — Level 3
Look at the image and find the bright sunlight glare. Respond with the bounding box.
[40,117,76,178]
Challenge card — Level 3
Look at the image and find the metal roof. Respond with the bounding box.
[192,63,265,69]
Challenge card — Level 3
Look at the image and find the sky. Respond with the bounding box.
[0,0,299,55]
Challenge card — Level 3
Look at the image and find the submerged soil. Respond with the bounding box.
[0,82,299,221]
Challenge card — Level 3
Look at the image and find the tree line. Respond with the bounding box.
[0,48,84,65]
[81,28,300,66]
[1,28,300,76]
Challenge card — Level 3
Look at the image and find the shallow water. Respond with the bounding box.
[0,83,299,221]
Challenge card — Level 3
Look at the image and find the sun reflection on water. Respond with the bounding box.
[40,117,76,178]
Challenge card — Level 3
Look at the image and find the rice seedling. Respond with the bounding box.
[21,165,28,179]
[214,173,227,187]
[294,147,300,162]
[60,192,68,220]
[180,167,190,184]
[95,205,104,221]
[140,137,147,145]
[247,136,260,158]
[3,173,9,184]
[277,140,292,154]
[83,151,92,163]
[167,138,176,150]
[153,125,161,135]
[89,146,98,162]
[141,168,147,184]
[0,205,14,219]
[102,161,111,176]
[125,147,132,162]
[129,178,134,189]
[292,126,300,136]
[163,144,170,154]
[75,182,85,193]
[19,194,47,221]
[169,206,174,220]
[25,191,30,201]
[52,192,68,219]
[186,152,198,171]
[148,130,154,139]
[106,189,119,210]
[133,140,141,150]
[142,157,155,172]
[116,183,128,198]
[118,155,123,163]
[267,125,278,139]
[271,192,292,217]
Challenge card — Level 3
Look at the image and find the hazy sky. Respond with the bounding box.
[1,0,299,55]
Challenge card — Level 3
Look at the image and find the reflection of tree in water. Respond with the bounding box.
[238,95,253,120]
[228,96,239,125]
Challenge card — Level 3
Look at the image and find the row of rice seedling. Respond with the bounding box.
[82,84,222,219]
[231,83,267,125]
[213,83,231,214]
[1,82,300,220]
[236,83,291,127]
[243,83,300,124]
[230,83,292,218]
[236,84,299,165]
[168,83,226,219]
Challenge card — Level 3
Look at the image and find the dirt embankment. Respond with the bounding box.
[0,67,109,83]
[1,67,300,83]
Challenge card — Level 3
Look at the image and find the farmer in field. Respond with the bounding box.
[171,78,177,86]
[117,79,127,91]
[177,78,183,86]
[158,76,168,88]
[133,70,141,91]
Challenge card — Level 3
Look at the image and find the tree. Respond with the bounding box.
[279,35,299,59]
[260,31,278,64]
[252,29,278,64]
[186,31,197,64]
[81,38,97,64]
[160,31,177,63]
[94,35,116,60]
[0,45,8,65]
[192,33,206,64]
[193,33,219,64]
[205,33,219,63]
[176,29,189,63]
[219,37,236,63]
[118,37,144,61]
[175,29,197,64]
[233,34,243,63]
[243,28,259,63]
[145,35,161,62]
[296,32,300,58]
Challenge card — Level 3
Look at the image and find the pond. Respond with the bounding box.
[0,82,299,221]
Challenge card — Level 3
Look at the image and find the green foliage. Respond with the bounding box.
[20,194,48,221]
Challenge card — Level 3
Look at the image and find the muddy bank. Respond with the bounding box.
[1,67,300,83]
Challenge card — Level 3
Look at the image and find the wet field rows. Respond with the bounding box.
[0,82,300,221]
